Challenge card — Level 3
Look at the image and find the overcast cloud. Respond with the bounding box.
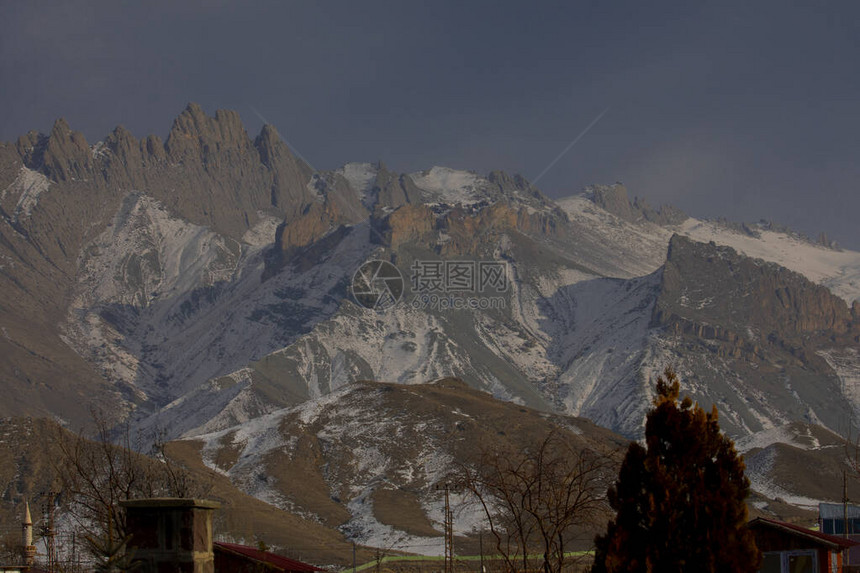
[2,1,858,247]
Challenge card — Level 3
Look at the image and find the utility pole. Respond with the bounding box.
[447,494,454,573]
[71,532,78,573]
[479,531,484,573]
[844,471,851,566]
[436,483,455,573]
[40,492,57,573]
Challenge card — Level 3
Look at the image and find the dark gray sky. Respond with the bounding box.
[2,1,859,248]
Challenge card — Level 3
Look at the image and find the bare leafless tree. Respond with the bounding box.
[52,410,210,570]
[458,430,614,573]
[0,531,22,565]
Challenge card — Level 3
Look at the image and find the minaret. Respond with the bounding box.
[21,501,36,567]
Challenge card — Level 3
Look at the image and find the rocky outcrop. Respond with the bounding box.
[632,196,687,226]
[436,203,519,255]
[589,183,686,226]
[313,171,368,225]
[487,170,545,203]
[369,197,570,256]
[156,104,286,238]
[8,103,326,246]
[590,183,634,221]
[165,104,251,166]
[39,119,94,182]
[276,200,346,253]
[365,162,412,211]
[654,235,859,355]
[269,171,368,265]
[254,123,316,220]
[370,203,436,250]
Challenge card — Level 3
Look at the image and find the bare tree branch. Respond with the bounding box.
[457,429,615,573]
[51,410,211,570]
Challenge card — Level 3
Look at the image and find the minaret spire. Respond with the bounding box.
[21,501,36,566]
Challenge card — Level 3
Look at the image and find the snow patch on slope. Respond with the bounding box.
[539,272,661,435]
[241,212,282,247]
[737,424,824,454]
[192,383,491,555]
[557,193,860,303]
[337,163,377,207]
[73,192,241,307]
[744,447,828,510]
[423,490,488,536]
[556,195,671,277]
[342,488,444,556]
[409,167,484,206]
[1,166,51,222]
[679,219,860,304]
[819,348,860,411]
[66,193,377,423]
[285,304,471,400]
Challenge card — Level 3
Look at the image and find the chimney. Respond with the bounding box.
[120,498,221,573]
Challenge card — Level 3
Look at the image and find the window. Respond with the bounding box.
[821,517,860,534]
[787,552,814,573]
[761,552,781,573]
[759,550,817,573]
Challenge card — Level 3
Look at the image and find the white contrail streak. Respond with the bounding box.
[532,107,610,186]
[249,105,317,172]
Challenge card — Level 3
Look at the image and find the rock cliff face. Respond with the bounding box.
[367,177,569,256]
[364,162,413,211]
[254,123,317,220]
[369,200,569,255]
[590,183,686,226]
[370,203,436,250]
[654,235,859,351]
[642,235,859,437]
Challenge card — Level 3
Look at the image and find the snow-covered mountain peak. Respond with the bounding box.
[337,163,377,194]
[408,166,485,206]
[558,192,860,304]
[678,218,860,304]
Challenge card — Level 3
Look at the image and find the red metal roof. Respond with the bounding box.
[749,517,859,550]
[214,541,325,572]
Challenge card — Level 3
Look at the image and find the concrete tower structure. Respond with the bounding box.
[121,498,220,573]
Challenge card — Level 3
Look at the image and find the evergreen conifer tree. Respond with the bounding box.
[592,367,760,572]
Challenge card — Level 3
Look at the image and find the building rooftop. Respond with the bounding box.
[749,517,859,550]
[214,542,324,573]
[120,498,221,509]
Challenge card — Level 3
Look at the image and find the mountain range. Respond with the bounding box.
[2,103,860,557]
